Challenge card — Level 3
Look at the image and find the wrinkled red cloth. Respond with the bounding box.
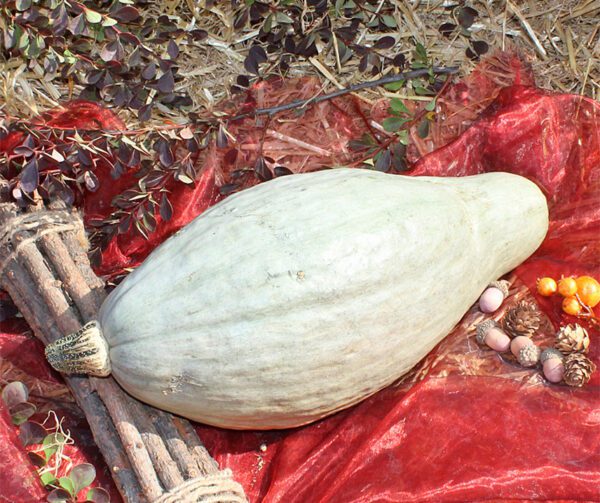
[1,53,599,502]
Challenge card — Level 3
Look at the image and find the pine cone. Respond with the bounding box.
[563,353,596,387]
[503,301,541,338]
[555,324,590,355]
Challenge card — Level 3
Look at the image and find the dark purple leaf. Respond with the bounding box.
[86,487,110,503]
[118,215,132,234]
[438,22,457,37]
[0,298,18,322]
[219,183,239,196]
[111,161,124,179]
[236,75,250,88]
[141,62,156,80]
[233,9,249,30]
[23,134,36,149]
[78,149,92,167]
[2,381,28,408]
[47,488,71,503]
[13,145,34,157]
[159,193,173,221]
[119,31,140,45]
[113,6,141,23]
[254,156,272,181]
[138,104,152,122]
[28,451,46,468]
[51,4,69,34]
[392,53,406,68]
[9,402,36,425]
[216,126,228,148]
[19,421,47,446]
[156,70,175,93]
[374,149,391,172]
[284,36,296,53]
[70,463,96,494]
[189,29,208,41]
[374,36,396,50]
[84,171,99,192]
[20,159,39,193]
[274,166,293,176]
[100,40,123,62]
[86,70,104,86]
[167,40,179,59]
[465,47,478,60]
[128,47,142,66]
[358,54,369,73]
[157,142,174,167]
[472,40,489,55]
[456,6,477,29]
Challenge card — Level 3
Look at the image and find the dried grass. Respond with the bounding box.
[0,1,597,126]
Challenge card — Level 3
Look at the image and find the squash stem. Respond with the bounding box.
[45,321,111,377]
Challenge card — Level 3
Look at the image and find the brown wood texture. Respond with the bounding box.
[0,202,243,503]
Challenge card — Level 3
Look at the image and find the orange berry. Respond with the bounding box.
[557,277,578,297]
[575,276,600,308]
[536,277,557,296]
[562,296,582,316]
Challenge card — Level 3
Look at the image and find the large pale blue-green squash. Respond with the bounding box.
[46,169,548,430]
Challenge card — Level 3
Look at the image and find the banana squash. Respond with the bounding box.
[46,169,548,430]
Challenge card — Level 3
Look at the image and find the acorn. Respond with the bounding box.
[540,348,565,383]
[478,280,510,313]
[510,335,534,357]
[476,319,511,352]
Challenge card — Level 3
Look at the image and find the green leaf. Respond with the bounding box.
[84,9,103,24]
[381,15,397,28]
[390,98,410,115]
[102,17,118,27]
[59,476,75,497]
[383,80,404,91]
[382,117,409,133]
[15,0,32,11]
[42,432,66,461]
[47,488,71,503]
[9,402,36,425]
[424,98,437,112]
[414,42,428,63]
[417,118,430,138]
[40,472,57,487]
[70,463,96,495]
[398,129,410,146]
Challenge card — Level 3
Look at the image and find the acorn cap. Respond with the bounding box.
[540,348,564,364]
[488,280,510,298]
[476,319,499,345]
[518,344,541,368]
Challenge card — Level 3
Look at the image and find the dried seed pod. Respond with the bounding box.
[555,324,590,355]
[563,353,596,387]
[503,301,541,338]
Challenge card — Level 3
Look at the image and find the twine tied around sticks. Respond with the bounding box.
[0,205,84,279]
[153,470,248,503]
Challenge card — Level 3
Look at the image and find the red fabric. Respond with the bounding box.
[1,53,599,502]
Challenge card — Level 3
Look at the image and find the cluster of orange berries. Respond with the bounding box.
[537,275,600,316]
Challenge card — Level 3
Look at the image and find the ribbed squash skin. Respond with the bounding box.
[99,169,548,429]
